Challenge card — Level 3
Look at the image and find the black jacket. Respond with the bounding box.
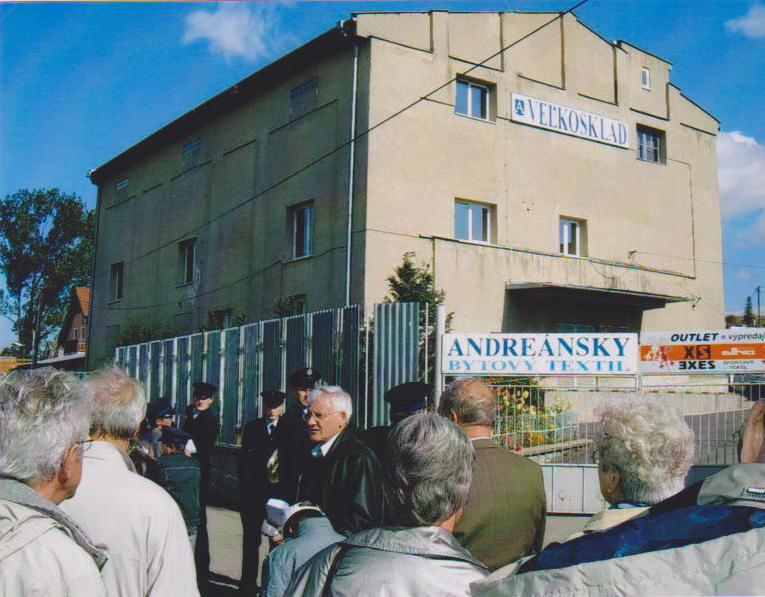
[239,417,286,505]
[298,426,384,535]
[277,402,312,502]
[182,408,219,478]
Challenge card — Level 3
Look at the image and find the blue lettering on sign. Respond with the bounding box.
[514,99,525,116]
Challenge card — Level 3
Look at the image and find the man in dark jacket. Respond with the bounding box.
[297,385,383,535]
[361,381,429,465]
[278,368,321,502]
[439,377,546,571]
[182,380,220,587]
[239,389,287,595]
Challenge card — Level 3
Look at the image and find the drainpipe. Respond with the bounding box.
[344,38,359,306]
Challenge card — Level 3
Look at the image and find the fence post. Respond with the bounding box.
[434,305,446,410]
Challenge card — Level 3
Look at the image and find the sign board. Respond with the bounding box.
[441,333,638,375]
[640,329,765,374]
[511,92,629,148]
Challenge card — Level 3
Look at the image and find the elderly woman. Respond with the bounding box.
[583,396,695,533]
[285,413,488,597]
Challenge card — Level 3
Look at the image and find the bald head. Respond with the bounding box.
[438,377,496,428]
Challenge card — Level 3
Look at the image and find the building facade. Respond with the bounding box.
[87,11,723,366]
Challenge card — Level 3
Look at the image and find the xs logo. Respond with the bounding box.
[683,345,711,359]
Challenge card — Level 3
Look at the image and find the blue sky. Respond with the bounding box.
[1,1,764,348]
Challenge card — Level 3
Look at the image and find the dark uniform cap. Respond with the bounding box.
[160,426,193,446]
[385,381,430,414]
[287,367,322,390]
[261,389,286,408]
[193,381,217,398]
[147,398,175,421]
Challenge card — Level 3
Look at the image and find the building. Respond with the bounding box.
[87,11,723,367]
[36,287,90,370]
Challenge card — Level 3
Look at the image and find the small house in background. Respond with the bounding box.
[37,287,90,370]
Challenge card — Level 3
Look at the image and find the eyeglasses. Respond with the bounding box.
[303,409,340,422]
[75,439,95,454]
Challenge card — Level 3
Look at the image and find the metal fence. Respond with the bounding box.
[115,302,421,443]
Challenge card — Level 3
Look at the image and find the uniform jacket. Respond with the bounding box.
[278,402,312,503]
[182,408,219,477]
[240,416,285,504]
[471,463,765,597]
[154,452,201,535]
[453,438,546,570]
[297,426,383,534]
[0,478,107,597]
[60,440,199,597]
[264,516,344,597]
[284,525,489,597]
[359,425,390,466]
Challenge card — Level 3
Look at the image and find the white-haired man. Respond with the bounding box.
[297,385,383,534]
[61,367,199,597]
[0,367,107,597]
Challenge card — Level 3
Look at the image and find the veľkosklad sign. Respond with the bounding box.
[511,92,629,149]
[441,333,638,375]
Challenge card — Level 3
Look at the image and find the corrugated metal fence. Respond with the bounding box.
[115,303,420,443]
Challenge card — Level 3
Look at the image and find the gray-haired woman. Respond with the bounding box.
[582,396,695,534]
[284,413,488,597]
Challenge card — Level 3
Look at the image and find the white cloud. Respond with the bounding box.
[183,3,290,62]
[738,268,752,280]
[718,131,765,226]
[726,4,765,38]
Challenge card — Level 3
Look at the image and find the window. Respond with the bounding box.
[290,78,318,117]
[636,125,664,163]
[209,308,233,329]
[178,238,196,285]
[641,66,651,90]
[115,178,129,191]
[559,217,586,256]
[183,138,202,168]
[290,202,314,258]
[455,200,491,242]
[456,79,490,120]
[110,261,124,301]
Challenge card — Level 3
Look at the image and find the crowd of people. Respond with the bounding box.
[0,364,764,596]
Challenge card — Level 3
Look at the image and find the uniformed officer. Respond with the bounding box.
[362,381,430,464]
[239,389,286,595]
[278,368,322,502]
[182,380,220,588]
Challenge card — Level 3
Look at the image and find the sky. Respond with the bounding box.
[1,0,764,348]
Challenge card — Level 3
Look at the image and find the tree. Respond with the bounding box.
[0,189,94,364]
[385,252,452,382]
[744,295,755,327]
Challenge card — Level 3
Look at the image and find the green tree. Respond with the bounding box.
[744,295,755,327]
[385,252,452,382]
[0,189,94,364]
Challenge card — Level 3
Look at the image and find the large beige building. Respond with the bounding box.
[88,11,723,366]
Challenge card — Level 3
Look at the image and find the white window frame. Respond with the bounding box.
[110,261,124,301]
[178,238,196,286]
[456,79,490,120]
[290,202,314,259]
[636,125,663,163]
[115,177,129,191]
[455,200,492,243]
[641,66,651,90]
[559,217,585,256]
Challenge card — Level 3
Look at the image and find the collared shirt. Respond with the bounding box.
[315,431,341,458]
[61,440,199,597]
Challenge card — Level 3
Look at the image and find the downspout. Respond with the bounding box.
[344,31,359,306]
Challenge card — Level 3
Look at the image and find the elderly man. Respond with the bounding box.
[0,368,107,597]
[472,398,765,597]
[286,413,488,597]
[61,367,199,597]
[297,385,382,534]
[438,377,546,570]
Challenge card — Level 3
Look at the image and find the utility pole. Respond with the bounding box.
[756,286,762,327]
